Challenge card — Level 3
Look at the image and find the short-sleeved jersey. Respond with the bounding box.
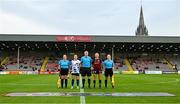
[71,60,81,73]
[92,58,102,70]
[80,56,92,68]
[58,60,70,69]
[103,59,114,69]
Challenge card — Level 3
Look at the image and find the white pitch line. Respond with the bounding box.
[2,78,179,86]
[79,74,86,104]
[120,78,180,86]
[1,83,55,86]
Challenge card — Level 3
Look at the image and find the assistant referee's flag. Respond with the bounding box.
[112,75,115,86]
[57,78,61,88]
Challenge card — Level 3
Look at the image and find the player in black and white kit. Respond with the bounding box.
[70,54,81,89]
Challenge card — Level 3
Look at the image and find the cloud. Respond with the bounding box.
[0,10,66,34]
[0,0,179,36]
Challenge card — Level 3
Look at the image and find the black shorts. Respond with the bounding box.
[105,68,113,77]
[60,68,69,76]
[81,67,91,77]
[72,73,79,76]
[92,69,102,74]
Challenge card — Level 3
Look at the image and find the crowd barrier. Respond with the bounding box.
[145,71,162,74]
[121,71,139,74]
[0,70,179,75]
[0,71,58,75]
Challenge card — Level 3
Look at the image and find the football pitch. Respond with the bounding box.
[0,74,180,104]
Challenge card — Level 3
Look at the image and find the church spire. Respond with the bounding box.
[136,2,148,36]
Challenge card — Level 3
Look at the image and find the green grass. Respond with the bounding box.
[0,74,180,104]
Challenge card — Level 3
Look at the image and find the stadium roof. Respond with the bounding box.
[0,34,180,43]
[0,34,179,53]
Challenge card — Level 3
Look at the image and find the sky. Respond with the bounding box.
[0,0,179,36]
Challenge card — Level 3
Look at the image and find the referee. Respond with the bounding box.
[58,54,70,88]
[80,51,92,88]
[103,54,114,88]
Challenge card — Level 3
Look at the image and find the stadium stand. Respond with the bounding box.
[4,52,44,71]
[1,51,180,72]
[0,35,179,72]
[46,57,59,71]
[114,58,128,71]
[128,55,172,71]
[167,54,180,71]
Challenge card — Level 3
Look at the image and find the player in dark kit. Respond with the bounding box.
[92,53,102,88]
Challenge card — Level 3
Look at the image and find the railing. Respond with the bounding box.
[1,56,9,65]
[40,57,49,72]
[124,58,134,71]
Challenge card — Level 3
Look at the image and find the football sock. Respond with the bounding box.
[61,79,64,88]
[93,80,96,88]
[82,79,85,88]
[99,80,101,88]
[71,79,74,87]
[76,79,79,86]
[105,80,107,88]
[65,79,68,88]
[88,79,91,88]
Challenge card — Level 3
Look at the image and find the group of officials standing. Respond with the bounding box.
[58,51,114,89]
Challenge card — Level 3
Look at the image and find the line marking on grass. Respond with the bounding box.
[79,74,86,104]
[2,78,178,86]
[120,78,180,86]
[4,92,175,97]
[1,83,55,86]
